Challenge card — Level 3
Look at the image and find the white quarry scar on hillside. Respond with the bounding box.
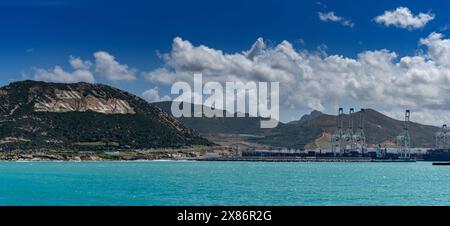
[33,89,136,114]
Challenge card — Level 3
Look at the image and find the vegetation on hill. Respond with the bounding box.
[0,80,212,151]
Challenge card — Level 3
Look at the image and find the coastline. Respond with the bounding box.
[0,146,232,162]
[0,157,420,163]
[0,153,200,162]
[0,147,422,163]
[1,159,198,163]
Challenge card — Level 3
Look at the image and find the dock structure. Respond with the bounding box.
[197,156,373,162]
[331,108,344,156]
[342,108,355,154]
[435,124,450,149]
[396,110,411,159]
[331,108,366,156]
[353,109,366,155]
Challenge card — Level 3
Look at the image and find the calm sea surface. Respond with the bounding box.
[0,161,449,206]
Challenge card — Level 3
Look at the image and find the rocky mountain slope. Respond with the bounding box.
[0,80,211,151]
[295,110,323,124]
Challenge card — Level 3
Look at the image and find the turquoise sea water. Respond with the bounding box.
[0,161,449,206]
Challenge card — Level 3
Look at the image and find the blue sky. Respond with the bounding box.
[1,0,450,124]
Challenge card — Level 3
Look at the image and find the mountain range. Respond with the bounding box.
[155,101,439,149]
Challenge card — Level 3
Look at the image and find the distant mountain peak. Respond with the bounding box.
[299,110,323,124]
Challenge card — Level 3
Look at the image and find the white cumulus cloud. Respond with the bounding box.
[33,56,95,83]
[94,51,137,81]
[374,7,434,30]
[144,34,450,126]
[69,56,92,70]
[318,11,354,27]
[33,52,138,83]
[142,87,171,103]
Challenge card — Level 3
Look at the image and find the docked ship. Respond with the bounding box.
[423,149,450,161]
[424,124,450,161]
